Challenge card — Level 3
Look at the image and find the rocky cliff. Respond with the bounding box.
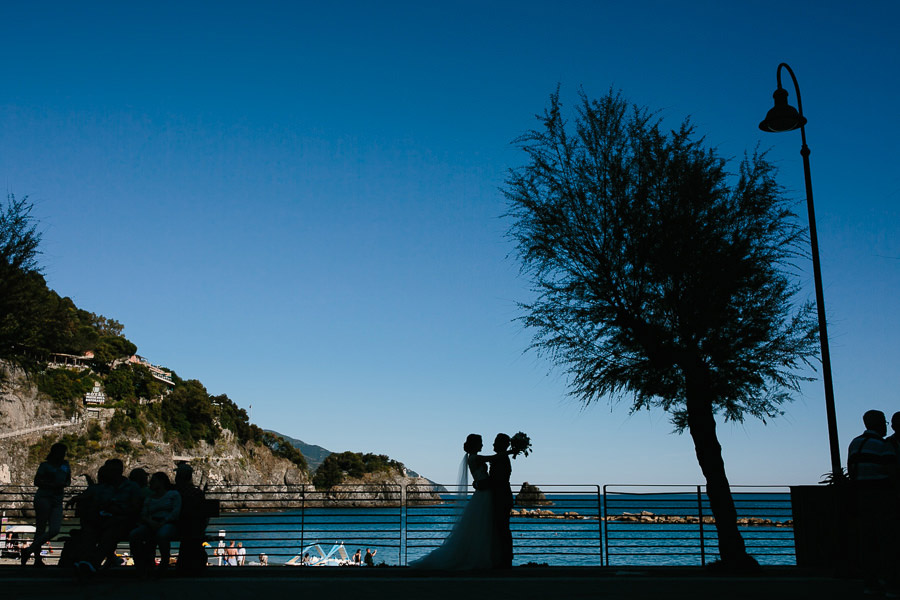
[0,361,434,502]
[0,361,307,489]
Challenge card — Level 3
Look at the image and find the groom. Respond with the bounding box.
[488,433,513,569]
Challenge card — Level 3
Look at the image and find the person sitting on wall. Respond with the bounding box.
[129,472,181,574]
[95,459,143,569]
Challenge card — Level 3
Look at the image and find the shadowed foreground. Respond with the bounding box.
[0,566,868,600]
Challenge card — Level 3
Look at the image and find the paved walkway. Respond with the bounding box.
[0,566,871,600]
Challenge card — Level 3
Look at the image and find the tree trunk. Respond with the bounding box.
[685,369,759,570]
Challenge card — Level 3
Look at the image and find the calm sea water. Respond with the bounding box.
[205,493,796,567]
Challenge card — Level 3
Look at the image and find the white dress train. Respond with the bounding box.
[409,453,493,570]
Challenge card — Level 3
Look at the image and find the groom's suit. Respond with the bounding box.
[488,453,513,568]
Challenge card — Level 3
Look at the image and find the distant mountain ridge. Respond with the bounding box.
[265,430,332,472]
[267,429,442,489]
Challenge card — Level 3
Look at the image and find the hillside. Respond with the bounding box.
[0,360,308,488]
[0,195,431,495]
[267,430,441,490]
[264,430,332,472]
[0,360,440,500]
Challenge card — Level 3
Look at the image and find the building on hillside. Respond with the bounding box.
[84,381,107,405]
[126,355,175,391]
[48,351,95,370]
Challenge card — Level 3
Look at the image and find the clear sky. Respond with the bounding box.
[3,1,899,487]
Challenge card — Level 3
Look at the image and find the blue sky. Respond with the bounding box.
[3,1,899,486]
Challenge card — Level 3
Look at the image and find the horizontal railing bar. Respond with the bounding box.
[2,483,795,568]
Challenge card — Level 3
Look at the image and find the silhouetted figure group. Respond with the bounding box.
[409,433,515,570]
[847,410,900,596]
[20,451,211,578]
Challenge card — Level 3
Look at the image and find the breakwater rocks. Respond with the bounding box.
[207,478,442,510]
[510,508,793,527]
[515,482,553,506]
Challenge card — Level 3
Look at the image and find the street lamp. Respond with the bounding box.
[759,62,842,479]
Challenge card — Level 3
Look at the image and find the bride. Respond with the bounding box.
[409,434,494,569]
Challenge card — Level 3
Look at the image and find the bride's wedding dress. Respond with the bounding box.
[409,453,493,570]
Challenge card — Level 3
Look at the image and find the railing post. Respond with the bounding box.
[697,485,705,567]
[402,482,407,566]
[299,485,305,557]
[602,485,609,567]
[596,485,604,567]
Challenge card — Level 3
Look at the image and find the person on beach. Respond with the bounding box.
[364,548,377,567]
[21,443,70,567]
[226,540,238,566]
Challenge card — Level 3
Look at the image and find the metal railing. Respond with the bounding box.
[0,483,795,567]
[602,485,795,566]
[405,484,604,566]
[204,484,404,565]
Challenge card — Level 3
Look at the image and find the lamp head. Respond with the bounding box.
[759,87,806,132]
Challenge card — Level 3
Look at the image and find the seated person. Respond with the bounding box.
[95,459,142,569]
[129,472,181,572]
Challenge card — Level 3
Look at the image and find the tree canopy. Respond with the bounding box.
[3,194,309,471]
[312,451,404,490]
[0,194,138,366]
[504,89,819,568]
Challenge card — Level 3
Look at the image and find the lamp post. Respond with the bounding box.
[759,62,841,479]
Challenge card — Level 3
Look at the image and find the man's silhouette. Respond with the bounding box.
[488,433,513,569]
[847,410,898,596]
[887,412,900,455]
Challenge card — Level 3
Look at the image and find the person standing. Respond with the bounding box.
[237,541,246,566]
[173,463,210,574]
[408,434,494,570]
[487,434,513,569]
[21,443,70,567]
[848,410,898,596]
[226,540,238,566]
[363,548,377,566]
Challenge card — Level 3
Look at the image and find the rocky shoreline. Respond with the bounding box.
[511,508,793,527]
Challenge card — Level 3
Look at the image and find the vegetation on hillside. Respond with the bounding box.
[3,194,308,472]
[312,451,404,490]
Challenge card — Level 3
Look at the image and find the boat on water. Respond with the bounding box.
[285,543,354,566]
[1,525,36,559]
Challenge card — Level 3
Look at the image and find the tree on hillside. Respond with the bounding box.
[504,90,819,570]
[312,451,404,490]
[0,194,43,359]
[0,194,138,365]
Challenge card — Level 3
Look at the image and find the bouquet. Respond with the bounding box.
[509,431,532,459]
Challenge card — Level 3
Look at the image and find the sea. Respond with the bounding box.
[205,492,796,568]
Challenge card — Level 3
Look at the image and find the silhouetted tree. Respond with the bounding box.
[0,194,43,359]
[504,90,818,570]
